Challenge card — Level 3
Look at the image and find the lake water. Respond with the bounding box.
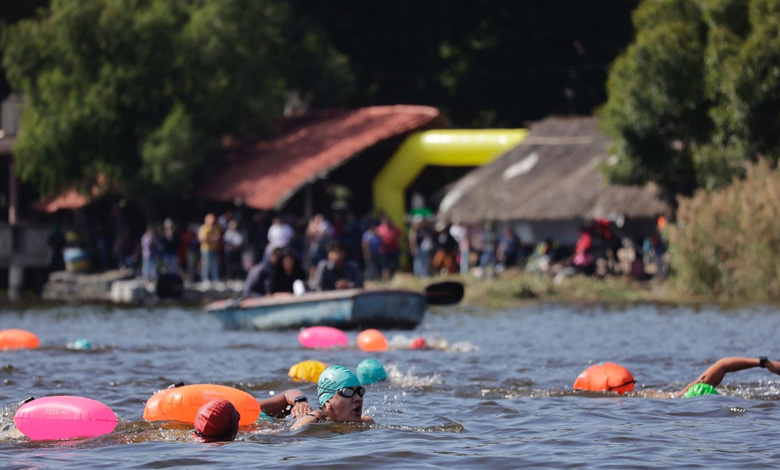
[1,301,780,469]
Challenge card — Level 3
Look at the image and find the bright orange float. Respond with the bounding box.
[0,329,40,350]
[143,384,260,426]
[573,362,635,394]
[357,329,388,352]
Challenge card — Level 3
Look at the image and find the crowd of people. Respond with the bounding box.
[66,210,407,288]
[47,206,668,286]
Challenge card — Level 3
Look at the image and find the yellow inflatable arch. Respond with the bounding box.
[372,129,527,233]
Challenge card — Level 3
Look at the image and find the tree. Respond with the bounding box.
[290,0,639,127]
[0,0,49,98]
[598,0,708,196]
[599,0,780,196]
[2,0,351,209]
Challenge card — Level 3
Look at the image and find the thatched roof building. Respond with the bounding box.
[438,116,671,244]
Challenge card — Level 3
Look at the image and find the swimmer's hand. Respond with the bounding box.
[289,401,311,419]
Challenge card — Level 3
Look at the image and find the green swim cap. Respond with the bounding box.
[683,383,720,398]
[357,359,387,386]
[318,365,361,406]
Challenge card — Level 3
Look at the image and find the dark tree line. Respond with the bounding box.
[290,0,640,127]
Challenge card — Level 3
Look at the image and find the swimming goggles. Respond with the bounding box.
[335,386,365,398]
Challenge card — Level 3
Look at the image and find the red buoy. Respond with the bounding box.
[573,362,635,394]
[0,329,40,350]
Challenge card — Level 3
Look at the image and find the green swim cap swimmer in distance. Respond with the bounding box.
[683,382,720,398]
[357,359,387,386]
[318,365,361,406]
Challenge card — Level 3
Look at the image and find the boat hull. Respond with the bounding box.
[206,289,426,330]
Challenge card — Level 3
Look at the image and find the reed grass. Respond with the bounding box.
[667,159,780,301]
[369,271,689,309]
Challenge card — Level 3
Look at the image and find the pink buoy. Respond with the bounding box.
[14,396,117,441]
[298,326,349,349]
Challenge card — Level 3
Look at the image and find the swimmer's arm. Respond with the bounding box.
[289,413,373,429]
[290,413,320,430]
[258,389,311,419]
[677,357,780,396]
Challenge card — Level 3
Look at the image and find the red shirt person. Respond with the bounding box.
[572,224,595,275]
[375,216,401,280]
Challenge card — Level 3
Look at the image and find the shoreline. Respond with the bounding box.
[368,271,719,309]
[2,269,769,310]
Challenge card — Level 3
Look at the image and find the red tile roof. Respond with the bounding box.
[198,105,441,209]
[31,174,111,213]
[31,105,441,213]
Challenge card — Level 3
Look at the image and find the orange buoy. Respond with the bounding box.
[143,384,260,426]
[573,362,635,394]
[357,329,388,352]
[0,329,40,350]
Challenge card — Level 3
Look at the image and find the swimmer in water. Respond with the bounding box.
[271,365,374,429]
[191,399,240,443]
[356,358,387,386]
[642,356,780,398]
[257,387,313,420]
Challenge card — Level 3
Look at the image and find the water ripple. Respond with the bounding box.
[0,303,779,468]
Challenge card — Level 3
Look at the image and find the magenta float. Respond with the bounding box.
[14,396,117,440]
[298,326,349,349]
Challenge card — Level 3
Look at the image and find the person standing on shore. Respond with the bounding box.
[449,219,469,275]
[361,222,383,281]
[181,223,201,282]
[223,220,244,280]
[140,225,160,282]
[47,225,66,272]
[306,214,333,282]
[198,213,222,283]
[160,218,180,275]
[375,216,400,280]
[409,215,433,278]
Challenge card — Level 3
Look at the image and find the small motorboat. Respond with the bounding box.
[205,282,463,331]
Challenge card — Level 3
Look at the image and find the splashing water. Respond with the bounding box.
[384,364,442,388]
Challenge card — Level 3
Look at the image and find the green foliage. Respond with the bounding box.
[290,0,640,127]
[600,0,780,195]
[668,160,780,300]
[2,0,351,206]
[139,104,201,197]
[599,0,707,196]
